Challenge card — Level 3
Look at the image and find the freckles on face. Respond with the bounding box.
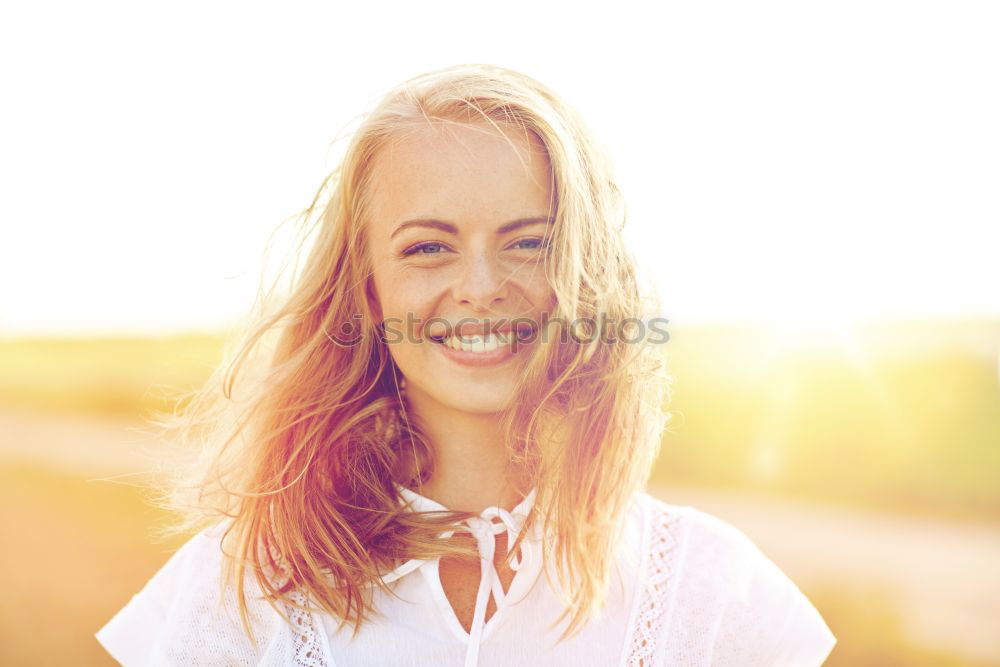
[361,119,557,412]
[365,120,557,331]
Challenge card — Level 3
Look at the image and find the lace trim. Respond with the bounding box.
[282,588,330,667]
[262,539,331,667]
[623,499,685,667]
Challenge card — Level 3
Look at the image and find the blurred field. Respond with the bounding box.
[1,318,999,665]
[0,460,188,666]
[653,318,1000,524]
[0,333,226,419]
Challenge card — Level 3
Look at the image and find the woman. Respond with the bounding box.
[96,64,837,666]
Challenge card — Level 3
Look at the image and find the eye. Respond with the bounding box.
[402,242,449,256]
[510,237,550,251]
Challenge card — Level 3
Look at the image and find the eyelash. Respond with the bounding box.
[401,238,550,257]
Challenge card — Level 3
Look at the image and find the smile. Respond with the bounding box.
[429,328,536,367]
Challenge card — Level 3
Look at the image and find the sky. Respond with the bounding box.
[1,0,997,336]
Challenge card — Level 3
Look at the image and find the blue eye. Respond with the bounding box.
[512,238,550,251]
[403,242,448,256]
[401,238,549,257]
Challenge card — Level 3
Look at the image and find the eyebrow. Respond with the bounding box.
[390,216,555,240]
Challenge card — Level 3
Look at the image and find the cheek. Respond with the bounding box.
[380,275,433,316]
[372,260,415,311]
[526,276,557,311]
[375,274,441,345]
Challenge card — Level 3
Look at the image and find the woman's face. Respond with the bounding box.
[365,120,557,415]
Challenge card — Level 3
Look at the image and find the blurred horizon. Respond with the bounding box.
[5,311,1000,341]
[3,315,998,519]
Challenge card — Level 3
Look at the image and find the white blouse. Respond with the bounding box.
[96,487,837,666]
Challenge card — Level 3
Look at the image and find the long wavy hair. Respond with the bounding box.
[148,63,673,648]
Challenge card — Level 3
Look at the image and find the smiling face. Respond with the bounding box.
[364,120,557,415]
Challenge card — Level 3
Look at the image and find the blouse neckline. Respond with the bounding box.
[386,482,546,667]
[395,482,538,516]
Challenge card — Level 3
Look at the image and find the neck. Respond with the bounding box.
[400,386,530,515]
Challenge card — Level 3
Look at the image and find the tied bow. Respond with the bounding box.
[461,506,534,667]
[386,484,540,667]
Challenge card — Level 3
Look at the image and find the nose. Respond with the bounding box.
[452,251,509,311]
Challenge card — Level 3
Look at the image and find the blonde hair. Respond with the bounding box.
[149,63,673,647]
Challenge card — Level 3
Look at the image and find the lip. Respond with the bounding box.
[431,334,527,368]
[428,321,537,339]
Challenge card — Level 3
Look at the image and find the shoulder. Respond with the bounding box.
[631,492,837,666]
[95,522,287,666]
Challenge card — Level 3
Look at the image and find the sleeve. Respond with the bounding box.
[716,527,837,666]
[94,524,282,666]
[95,531,206,665]
[760,577,838,666]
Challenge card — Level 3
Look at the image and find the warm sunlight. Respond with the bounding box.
[2,3,999,664]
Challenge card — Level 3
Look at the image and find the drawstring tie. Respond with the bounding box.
[462,506,534,667]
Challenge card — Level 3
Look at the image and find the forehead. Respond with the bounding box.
[366,120,554,234]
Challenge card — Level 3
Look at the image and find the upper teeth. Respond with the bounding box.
[441,331,511,353]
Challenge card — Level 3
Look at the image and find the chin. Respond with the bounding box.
[440,387,515,415]
[398,351,530,415]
